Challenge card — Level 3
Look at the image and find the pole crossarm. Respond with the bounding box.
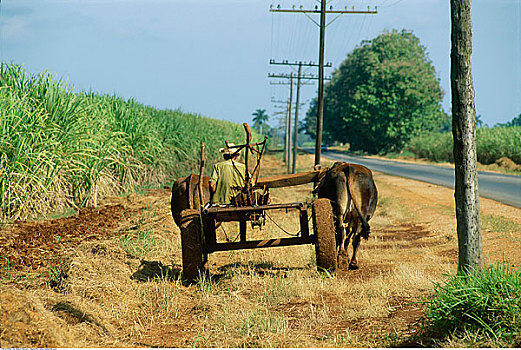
[270,5,377,15]
[270,5,377,27]
[268,73,331,81]
[272,103,307,108]
[270,59,332,68]
[272,98,310,104]
[270,81,314,86]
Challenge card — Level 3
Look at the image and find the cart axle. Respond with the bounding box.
[207,235,316,253]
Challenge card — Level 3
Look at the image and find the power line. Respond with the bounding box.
[270,2,378,169]
[268,59,332,173]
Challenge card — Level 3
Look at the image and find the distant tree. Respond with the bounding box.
[252,109,269,135]
[475,114,486,128]
[304,97,334,143]
[304,99,317,139]
[304,29,445,153]
[298,120,307,134]
[439,112,453,133]
[495,114,521,128]
[511,114,521,127]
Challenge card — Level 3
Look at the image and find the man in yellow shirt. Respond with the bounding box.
[209,143,246,206]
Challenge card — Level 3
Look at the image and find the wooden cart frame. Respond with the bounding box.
[179,124,337,282]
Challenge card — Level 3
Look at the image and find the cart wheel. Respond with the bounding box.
[312,198,337,273]
[179,209,204,283]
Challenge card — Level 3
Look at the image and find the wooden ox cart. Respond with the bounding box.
[177,123,337,282]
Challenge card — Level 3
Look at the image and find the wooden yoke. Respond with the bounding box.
[254,168,327,189]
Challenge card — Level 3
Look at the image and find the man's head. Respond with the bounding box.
[220,143,239,160]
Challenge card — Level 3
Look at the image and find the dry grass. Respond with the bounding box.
[2,152,521,347]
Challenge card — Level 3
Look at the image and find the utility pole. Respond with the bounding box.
[268,70,331,173]
[450,0,482,274]
[269,78,293,166]
[270,3,377,169]
[270,60,332,173]
[316,0,327,170]
[286,73,294,170]
[270,107,288,149]
[293,62,302,174]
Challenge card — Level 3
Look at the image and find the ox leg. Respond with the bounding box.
[330,201,347,267]
[343,217,355,260]
[332,205,345,252]
[329,201,342,244]
[336,220,349,269]
[334,177,350,269]
[349,232,362,270]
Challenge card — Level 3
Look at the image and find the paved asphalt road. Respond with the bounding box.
[316,150,521,209]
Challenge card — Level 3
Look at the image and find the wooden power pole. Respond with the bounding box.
[270,60,331,173]
[293,62,302,174]
[286,73,294,171]
[450,0,483,274]
[315,0,327,170]
[270,3,377,170]
[268,70,328,173]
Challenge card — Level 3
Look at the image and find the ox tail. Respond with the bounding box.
[345,166,371,240]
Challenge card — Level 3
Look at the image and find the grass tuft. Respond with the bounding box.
[481,214,521,234]
[419,262,521,346]
[119,229,155,258]
[46,258,70,292]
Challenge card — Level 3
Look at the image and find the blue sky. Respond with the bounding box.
[0,0,519,128]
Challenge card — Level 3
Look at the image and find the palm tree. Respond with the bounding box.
[252,109,269,135]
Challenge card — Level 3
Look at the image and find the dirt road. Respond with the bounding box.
[1,154,520,347]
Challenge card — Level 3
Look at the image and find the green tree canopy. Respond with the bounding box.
[305,29,445,153]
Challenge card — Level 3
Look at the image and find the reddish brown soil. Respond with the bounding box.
[0,205,139,272]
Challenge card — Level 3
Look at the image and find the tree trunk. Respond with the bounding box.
[450,0,483,274]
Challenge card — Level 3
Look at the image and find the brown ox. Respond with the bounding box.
[170,174,211,227]
[315,162,378,270]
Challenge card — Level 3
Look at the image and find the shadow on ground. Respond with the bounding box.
[131,260,182,282]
